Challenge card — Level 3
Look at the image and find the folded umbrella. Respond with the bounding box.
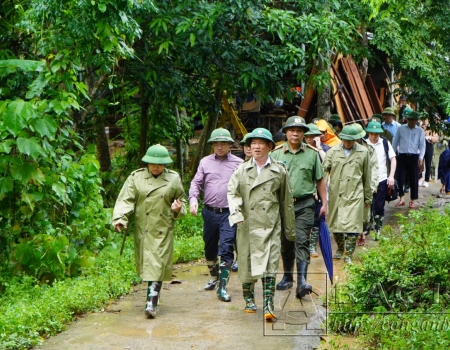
[317,205,333,285]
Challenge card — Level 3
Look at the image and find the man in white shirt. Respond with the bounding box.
[365,121,397,240]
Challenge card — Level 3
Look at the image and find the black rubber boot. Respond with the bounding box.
[276,259,295,290]
[295,261,312,299]
[217,262,232,302]
[145,281,161,318]
[204,259,219,290]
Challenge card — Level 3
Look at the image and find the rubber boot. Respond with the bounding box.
[276,259,295,290]
[262,277,276,321]
[204,258,219,290]
[333,232,345,259]
[242,282,257,313]
[374,215,384,241]
[296,261,313,299]
[145,281,161,318]
[217,262,231,302]
[343,235,357,264]
[309,227,319,258]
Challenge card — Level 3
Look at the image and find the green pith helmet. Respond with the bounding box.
[339,124,364,141]
[365,121,384,134]
[141,144,173,164]
[402,107,413,118]
[246,127,276,148]
[240,133,252,145]
[382,107,396,116]
[304,123,322,136]
[353,123,366,138]
[207,128,234,143]
[369,114,384,123]
[405,111,420,120]
[282,116,309,133]
[329,114,342,122]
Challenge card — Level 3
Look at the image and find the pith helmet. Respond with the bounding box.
[369,114,384,123]
[406,111,420,120]
[365,121,384,134]
[304,123,322,136]
[246,128,276,148]
[240,133,252,145]
[141,144,173,164]
[402,107,413,118]
[382,107,396,116]
[282,116,309,133]
[339,124,364,141]
[353,123,366,138]
[329,114,342,122]
[207,128,234,143]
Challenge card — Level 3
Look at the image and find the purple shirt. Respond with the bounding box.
[189,153,243,208]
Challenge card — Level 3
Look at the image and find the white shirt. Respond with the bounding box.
[368,137,396,182]
[252,157,271,175]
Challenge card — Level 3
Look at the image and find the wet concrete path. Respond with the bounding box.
[36,182,447,350]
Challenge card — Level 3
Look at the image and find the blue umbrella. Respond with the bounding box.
[316,203,333,285]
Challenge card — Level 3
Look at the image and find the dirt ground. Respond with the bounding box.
[36,181,450,350]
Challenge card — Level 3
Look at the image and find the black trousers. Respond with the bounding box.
[372,180,388,216]
[397,154,419,200]
[424,142,434,181]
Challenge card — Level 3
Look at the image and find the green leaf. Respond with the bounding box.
[0,177,13,195]
[52,182,67,199]
[98,3,106,12]
[2,100,28,136]
[0,139,15,153]
[0,59,44,72]
[190,33,196,47]
[16,137,43,160]
[32,116,58,139]
[21,193,35,212]
[11,162,36,184]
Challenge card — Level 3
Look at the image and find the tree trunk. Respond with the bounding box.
[316,60,331,120]
[189,89,222,175]
[94,115,112,172]
[359,21,369,83]
[174,104,184,183]
[139,83,150,160]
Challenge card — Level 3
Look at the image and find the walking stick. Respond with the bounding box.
[119,226,128,256]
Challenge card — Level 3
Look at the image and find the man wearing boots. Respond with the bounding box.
[365,121,397,240]
[189,128,243,302]
[112,144,186,318]
[227,128,295,321]
[323,124,372,264]
[271,117,328,299]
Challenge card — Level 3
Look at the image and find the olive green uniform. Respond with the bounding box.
[271,142,324,263]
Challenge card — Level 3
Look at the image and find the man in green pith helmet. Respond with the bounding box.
[323,124,372,264]
[189,128,243,302]
[271,116,328,299]
[112,144,186,318]
[227,127,295,321]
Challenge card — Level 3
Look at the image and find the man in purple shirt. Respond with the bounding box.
[189,128,243,302]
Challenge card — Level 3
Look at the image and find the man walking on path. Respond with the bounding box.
[392,111,425,209]
[189,128,243,302]
[271,116,328,298]
[365,121,397,240]
[112,144,186,318]
[323,124,372,264]
[227,128,295,320]
[382,107,401,139]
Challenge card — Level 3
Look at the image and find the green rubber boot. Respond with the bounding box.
[217,262,231,302]
[262,277,276,321]
[374,215,384,241]
[145,281,161,318]
[243,282,257,313]
[310,227,320,257]
[343,235,358,264]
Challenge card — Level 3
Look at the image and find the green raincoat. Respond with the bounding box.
[227,158,295,283]
[323,143,372,233]
[112,167,186,281]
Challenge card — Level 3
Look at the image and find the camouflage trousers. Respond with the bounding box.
[333,233,358,257]
[309,226,319,251]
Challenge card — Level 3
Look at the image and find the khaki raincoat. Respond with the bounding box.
[360,138,380,224]
[227,158,295,283]
[112,167,186,281]
[323,143,372,233]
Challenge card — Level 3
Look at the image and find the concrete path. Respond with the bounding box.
[36,182,447,350]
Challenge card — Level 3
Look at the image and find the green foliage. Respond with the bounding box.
[0,243,138,350]
[173,210,204,263]
[328,205,450,348]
